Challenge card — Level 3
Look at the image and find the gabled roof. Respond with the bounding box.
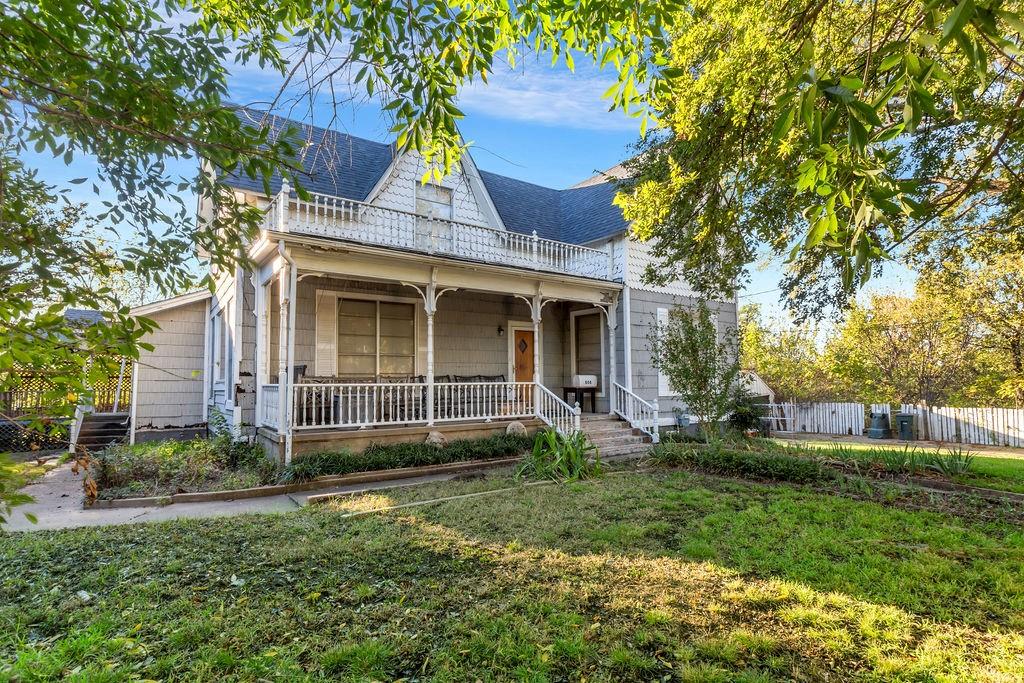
[131,290,211,317]
[64,308,105,326]
[224,109,630,245]
[224,110,395,201]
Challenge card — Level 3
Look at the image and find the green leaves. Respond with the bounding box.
[942,0,976,41]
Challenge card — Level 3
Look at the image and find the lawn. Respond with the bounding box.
[781,437,1024,494]
[2,470,1023,681]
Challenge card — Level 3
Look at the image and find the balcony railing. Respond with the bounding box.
[263,187,617,281]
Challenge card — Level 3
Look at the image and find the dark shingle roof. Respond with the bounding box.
[63,309,104,326]
[225,109,629,245]
[224,110,395,201]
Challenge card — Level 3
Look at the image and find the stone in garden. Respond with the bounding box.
[425,430,448,447]
[505,421,528,437]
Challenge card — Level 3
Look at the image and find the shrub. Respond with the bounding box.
[928,447,975,476]
[650,442,826,484]
[95,437,273,499]
[727,391,765,433]
[279,433,532,483]
[516,428,602,482]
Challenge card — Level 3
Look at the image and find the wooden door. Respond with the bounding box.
[513,330,535,383]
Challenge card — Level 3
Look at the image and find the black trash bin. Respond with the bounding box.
[867,411,890,439]
[895,413,915,441]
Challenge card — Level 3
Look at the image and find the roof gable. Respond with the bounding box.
[223,109,629,245]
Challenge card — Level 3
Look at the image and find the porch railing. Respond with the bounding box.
[279,381,579,435]
[260,384,280,429]
[536,384,581,436]
[265,189,617,281]
[612,382,659,443]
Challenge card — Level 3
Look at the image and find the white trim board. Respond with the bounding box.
[131,289,211,317]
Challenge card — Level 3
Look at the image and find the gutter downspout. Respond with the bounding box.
[278,240,298,464]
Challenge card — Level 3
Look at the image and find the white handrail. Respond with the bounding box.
[267,191,617,281]
[612,382,659,443]
[536,383,581,436]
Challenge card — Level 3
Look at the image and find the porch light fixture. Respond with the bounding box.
[497,325,504,337]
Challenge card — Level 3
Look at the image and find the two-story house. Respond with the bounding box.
[125,110,737,462]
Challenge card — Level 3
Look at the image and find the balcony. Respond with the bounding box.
[261,187,618,281]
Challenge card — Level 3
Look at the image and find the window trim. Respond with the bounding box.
[416,182,454,220]
[568,308,606,397]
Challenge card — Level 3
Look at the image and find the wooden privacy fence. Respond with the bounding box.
[765,402,865,436]
[872,403,1024,447]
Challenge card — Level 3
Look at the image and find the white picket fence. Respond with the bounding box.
[872,403,1024,447]
[765,402,865,436]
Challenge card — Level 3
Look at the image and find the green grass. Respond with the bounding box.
[954,454,1024,493]
[2,471,1023,680]
[782,437,1024,494]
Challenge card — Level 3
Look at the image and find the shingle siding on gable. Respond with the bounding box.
[371,153,492,227]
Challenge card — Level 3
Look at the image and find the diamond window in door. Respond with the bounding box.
[518,338,529,354]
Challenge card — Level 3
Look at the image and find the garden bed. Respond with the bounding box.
[651,437,1024,506]
[93,433,533,502]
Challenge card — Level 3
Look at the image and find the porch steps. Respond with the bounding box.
[579,414,653,458]
[76,412,130,452]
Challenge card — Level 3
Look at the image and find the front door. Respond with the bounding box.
[513,330,535,383]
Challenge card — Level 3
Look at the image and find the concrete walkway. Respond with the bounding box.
[4,462,467,532]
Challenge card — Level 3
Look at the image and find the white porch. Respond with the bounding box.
[248,241,658,462]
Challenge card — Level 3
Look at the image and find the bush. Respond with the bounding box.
[96,437,274,499]
[650,442,826,484]
[727,391,765,433]
[516,428,602,482]
[279,433,532,483]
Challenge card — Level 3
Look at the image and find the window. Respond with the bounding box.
[416,183,453,220]
[211,311,223,383]
[337,299,416,378]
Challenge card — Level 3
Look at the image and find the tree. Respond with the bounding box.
[1,0,683,515]
[648,302,740,440]
[925,254,1024,403]
[616,0,1024,321]
[823,287,981,404]
[739,304,833,402]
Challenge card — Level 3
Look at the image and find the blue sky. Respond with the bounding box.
[26,57,914,321]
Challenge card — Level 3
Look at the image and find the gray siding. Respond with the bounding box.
[282,278,567,387]
[133,300,207,429]
[627,288,738,421]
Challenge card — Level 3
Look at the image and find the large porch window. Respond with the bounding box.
[337,299,416,377]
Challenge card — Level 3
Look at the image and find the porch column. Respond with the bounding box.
[426,297,435,426]
[531,293,542,412]
[403,270,456,428]
[605,296,618,416]
[277,262,290,440]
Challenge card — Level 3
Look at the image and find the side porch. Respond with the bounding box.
[246,240,656,461]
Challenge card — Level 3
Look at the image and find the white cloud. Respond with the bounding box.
[458,65,639,132]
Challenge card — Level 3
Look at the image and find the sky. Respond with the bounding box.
[25,56,915,323]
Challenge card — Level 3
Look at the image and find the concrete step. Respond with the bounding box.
[590,435,648,448]
[599,443,653,458]
[582,424,638,436]
[580,414,621,422]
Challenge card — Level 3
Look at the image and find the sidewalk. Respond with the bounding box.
[3,462,465,532]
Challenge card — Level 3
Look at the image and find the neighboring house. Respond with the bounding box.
[740,370,776,403]
[128,110,738,459]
